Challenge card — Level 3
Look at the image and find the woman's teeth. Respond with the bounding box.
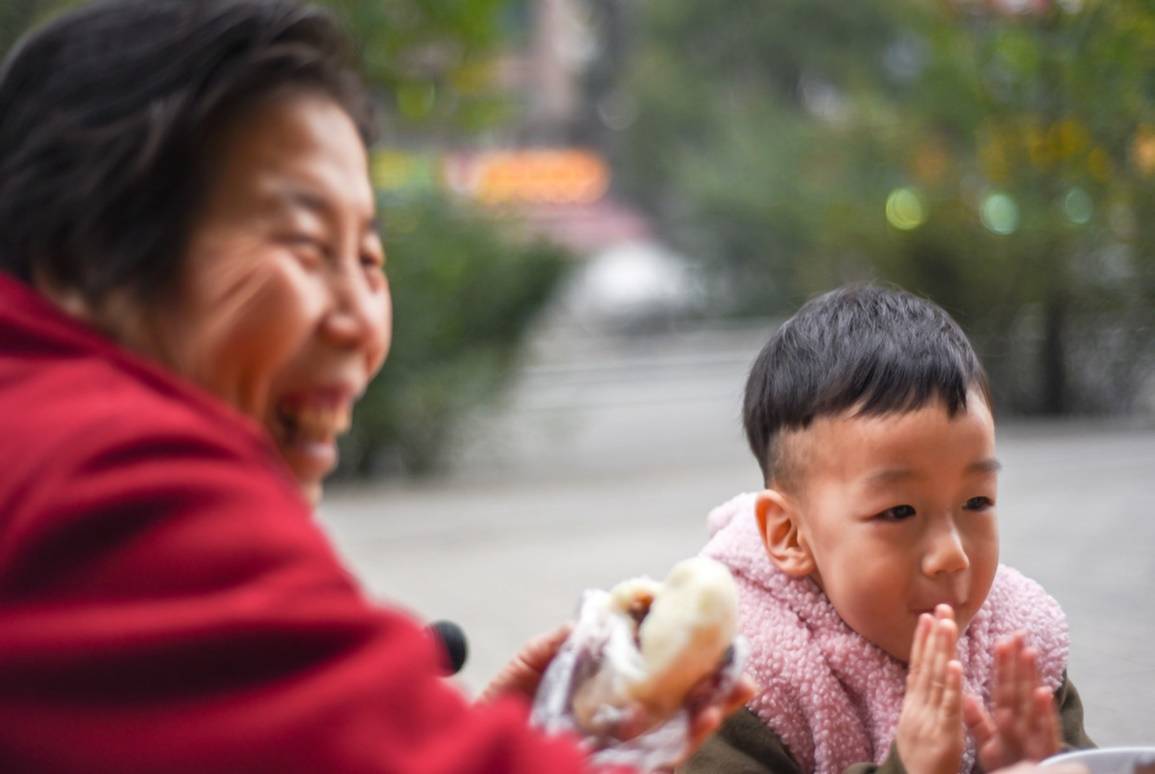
[278,403,351,442]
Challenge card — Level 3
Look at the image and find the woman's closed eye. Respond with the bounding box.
[875,504,916,522]
[282,233,331,265]
[963,496,994,511]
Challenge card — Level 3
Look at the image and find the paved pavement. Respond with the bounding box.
[319,324,1155,747]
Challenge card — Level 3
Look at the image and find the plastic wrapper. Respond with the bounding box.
[530,558,748,771]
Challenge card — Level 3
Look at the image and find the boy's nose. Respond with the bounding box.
[922,522,970,577]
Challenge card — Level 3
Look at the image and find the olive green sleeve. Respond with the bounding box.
[679,709,802,774]
[679,710,909,774]
[1056,673,1096,750]
[843,743,907,774]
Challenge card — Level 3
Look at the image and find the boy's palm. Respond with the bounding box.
[897,607,966,774]
[963,633,1062,771]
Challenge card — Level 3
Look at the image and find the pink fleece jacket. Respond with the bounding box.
[702,493,1068,774]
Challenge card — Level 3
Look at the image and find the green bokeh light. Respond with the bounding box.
[1063,188,1093,224]
[980,192,1019,235]
[885,187,926,231]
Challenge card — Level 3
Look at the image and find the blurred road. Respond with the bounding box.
[320,323,1155,746]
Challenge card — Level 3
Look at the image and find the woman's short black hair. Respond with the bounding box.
[743,284,993,485]
[0,0,375,304]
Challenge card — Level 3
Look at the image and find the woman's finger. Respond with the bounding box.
[478,623,573,703]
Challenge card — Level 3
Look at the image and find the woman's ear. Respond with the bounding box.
[754,489,815,578]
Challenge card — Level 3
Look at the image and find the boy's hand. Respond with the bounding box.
[963,632,1061,771]
[897,605,966,774]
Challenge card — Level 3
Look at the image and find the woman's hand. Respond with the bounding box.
[683,673,758,759]
[479,624,573,704]
[896,605,966,774]
[480,623,757,770]
[963,632,1061,771]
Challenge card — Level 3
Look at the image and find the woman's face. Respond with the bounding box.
[142,93,390,503]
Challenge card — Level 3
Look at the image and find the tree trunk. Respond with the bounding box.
[1040,291,1068,415]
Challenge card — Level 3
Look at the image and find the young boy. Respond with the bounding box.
[683,286,1093,774]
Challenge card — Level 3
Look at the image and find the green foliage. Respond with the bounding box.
[618,0,1155,414]
[342,194,568,476]
[0,0,76,55]
[321,0,515,133]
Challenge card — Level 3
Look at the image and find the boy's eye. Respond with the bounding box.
[963,496,994,511]
[876,504,916,522]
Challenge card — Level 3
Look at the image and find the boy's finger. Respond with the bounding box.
[1019,646,1040,716]
[935,603,955,622]
[963,695,996,745]
[1028,686,1061,759]
[908,613,932,694]
[928,618,956,706]
[941,660,964,724]
[994,636,1017,712]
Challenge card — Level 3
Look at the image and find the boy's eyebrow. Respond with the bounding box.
[968,457,1002,474]
[864,468,921,486]
[865,457,1002,486]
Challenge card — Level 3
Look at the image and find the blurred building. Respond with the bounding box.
[378,0,700,330]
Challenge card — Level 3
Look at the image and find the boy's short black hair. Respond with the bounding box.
[0,0,375,305]
[743,284,992,486]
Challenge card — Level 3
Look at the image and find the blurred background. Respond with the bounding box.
[4,0,1153,747]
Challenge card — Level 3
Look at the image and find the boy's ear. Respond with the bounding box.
[754,489,815,578]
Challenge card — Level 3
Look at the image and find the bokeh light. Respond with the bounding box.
[885,187,926,231]
[980,192,1019,235]
[1063,188,1093,225]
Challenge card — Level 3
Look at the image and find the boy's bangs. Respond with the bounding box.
[743,284,993,477]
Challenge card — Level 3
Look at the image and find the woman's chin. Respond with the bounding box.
[274,439,336,506]
[300,479,323,506]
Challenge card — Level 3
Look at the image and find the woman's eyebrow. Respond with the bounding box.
[280,186,379,232]
[279,187,332,220]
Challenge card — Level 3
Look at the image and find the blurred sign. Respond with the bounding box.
[372,149,610,205]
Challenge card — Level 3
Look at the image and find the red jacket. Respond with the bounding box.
[0,273,610,773]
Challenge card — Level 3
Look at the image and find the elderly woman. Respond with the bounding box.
[0,0,747,771]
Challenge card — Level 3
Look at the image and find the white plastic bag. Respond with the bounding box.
[530,579,747,771]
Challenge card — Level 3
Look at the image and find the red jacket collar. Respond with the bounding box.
[0,271,276,456]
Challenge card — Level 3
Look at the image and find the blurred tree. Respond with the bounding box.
[618,0,1155,414]
[0,0,74,54]
[323,0,515,138]
[342,195,567,477]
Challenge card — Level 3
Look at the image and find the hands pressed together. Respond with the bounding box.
[896,605,1062,774]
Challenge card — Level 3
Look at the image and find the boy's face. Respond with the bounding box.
[772,393,999,662]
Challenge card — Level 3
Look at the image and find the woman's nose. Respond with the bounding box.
[922,519,970,577]
[321,267,388,352]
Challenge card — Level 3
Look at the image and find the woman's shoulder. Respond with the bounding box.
[0,339,302,523]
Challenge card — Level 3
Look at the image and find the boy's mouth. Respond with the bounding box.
[912,600,967,616]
